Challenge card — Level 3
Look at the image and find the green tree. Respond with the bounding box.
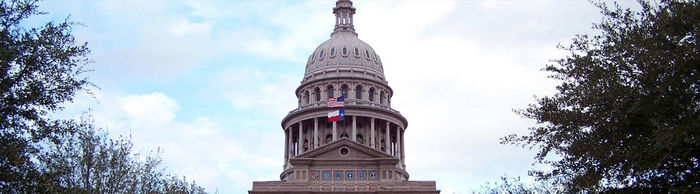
[503,0,699,193]
[473,175,563,194]
[39,117,206,193]
[0,0,208,192]
[0,0,90,191]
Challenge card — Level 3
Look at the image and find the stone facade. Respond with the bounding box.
[249,0,439,193]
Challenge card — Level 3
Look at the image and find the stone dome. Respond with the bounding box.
[305,32,384,77]
[303,0,385,83]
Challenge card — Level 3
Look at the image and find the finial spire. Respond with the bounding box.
[332,0,357,35]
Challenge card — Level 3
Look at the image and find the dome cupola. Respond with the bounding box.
[303,0,385,84]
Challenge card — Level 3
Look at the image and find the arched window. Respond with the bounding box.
[311,53,315,60]
[320,50,324,58]
[342,47,347,55]
[303,138,309,151]
[314,87,321,101]
[325,134,332,144]
[330,48,335,56]
[380,138,385,151]
[304,91,310,104]
[327,85,334,98]
[341,85,348,98]
[379,91,384,104]
[369,88,375,102]
[355,85,362,99]
[365,50,370,58]
[354,48,359,56]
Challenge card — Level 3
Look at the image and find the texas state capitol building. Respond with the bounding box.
[249,0,439,193]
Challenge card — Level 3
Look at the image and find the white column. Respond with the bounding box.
[314,118,318,149]
[332,122,337,141]
[284,128,289,167]
[396,126,401,158]
[370,118,375,148]
[385,122,390,154]
[298,122,304,155]
[288,127,293,158]
[352,116,357,141]
[401,129,406,167]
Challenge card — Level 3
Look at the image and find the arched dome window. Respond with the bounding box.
[369,88,375,102]
[355,85,362,99]
[314,87,321,101]
[304,91,310,104]
[325,134,332,144]
[319,50,325,58]
[354,48,359,56]
[365,50,370,58]
[379,91,384,104]
[341,85,348,98]
[327,85,334,98]
[311,53,315,61]
[330,48,335,56]
[342,47,347,56]
[303,138,309,151]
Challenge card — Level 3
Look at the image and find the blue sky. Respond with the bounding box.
[33,0,637,193]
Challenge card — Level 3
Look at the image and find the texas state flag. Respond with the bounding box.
[327,109,345,122]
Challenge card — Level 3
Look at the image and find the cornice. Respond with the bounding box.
[295,74,393,96]
[281,105,408,130]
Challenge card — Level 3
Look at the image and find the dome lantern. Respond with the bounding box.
[333,0,357,35]
[303,0,385,85]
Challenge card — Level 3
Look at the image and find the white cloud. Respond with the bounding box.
[171,20,212,37]
[61,91,281,193]
[118,93,179,127]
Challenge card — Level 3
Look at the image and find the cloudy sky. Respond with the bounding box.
[33,0,639,193]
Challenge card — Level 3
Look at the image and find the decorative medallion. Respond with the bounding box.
[323,171,331,180]
[310,171,320,180]
[339,146,350,157]
[358,171,366,179]
[346,172,354,180]
[334,171,343,180]
[369,171,377,179]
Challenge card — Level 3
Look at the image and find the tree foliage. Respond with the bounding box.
[0,0,208,192]
[40,117,206,193]
[0,0,90,191]
[473,175,563,194]
[503,0,699,192]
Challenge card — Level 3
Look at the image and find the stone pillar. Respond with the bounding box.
[284,128,289,168]
[396,126,401,158]
[401,129,406,167]
[298,122,304,155]
[385,121,390,154]
[352,116,357,141]
[288,127,293,158]
[314,118,318,149]
[332,122,337,141]
[370,118,375,148]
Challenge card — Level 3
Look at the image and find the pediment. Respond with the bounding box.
[295,138,394,160]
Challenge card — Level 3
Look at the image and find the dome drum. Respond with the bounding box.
[294,77,393,111]
[301,67,387,86]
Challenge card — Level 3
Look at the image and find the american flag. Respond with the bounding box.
[326,96,345,107]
